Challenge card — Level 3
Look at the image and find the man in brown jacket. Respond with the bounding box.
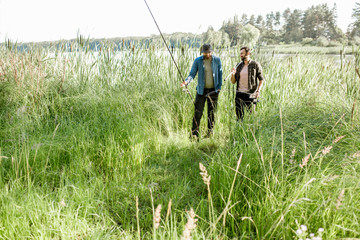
[230,46,264,121]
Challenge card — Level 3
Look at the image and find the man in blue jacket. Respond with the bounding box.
[181,44,223,139]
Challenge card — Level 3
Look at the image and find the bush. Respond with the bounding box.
[348,36,360,46]
[301,38,313,45]
[316,36,329,47]
[328,41,343,47]
[353,36,360,45]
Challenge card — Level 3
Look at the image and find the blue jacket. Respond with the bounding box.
[185,55,223,95]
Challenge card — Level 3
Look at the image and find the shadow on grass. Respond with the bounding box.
[103,134,222,231]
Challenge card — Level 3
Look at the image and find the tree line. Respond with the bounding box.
[6,2,360,51]
[208,2,360,47]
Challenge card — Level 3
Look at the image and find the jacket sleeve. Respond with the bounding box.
[216,58,223,91]
[256,62,264,81]
[185,59,198,85]
[234,63,241,82]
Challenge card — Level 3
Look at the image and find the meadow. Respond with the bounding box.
[0,42,360,239]
[260,44,350,55]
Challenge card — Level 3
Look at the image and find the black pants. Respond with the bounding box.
[192,88,219,137]
[235,92,256,121]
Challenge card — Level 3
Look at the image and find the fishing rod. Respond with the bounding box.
[143,0,194,103]
[224,62,241,82]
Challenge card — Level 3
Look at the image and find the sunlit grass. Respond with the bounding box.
[0,41,359,239]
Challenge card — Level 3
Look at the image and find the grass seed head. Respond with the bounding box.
[199,162,211,185]
[321,146,332,155]
[181,208,197,240]
[154,204,162,229]
[333,135,345,144]
[352,152,360,158]
[290,148,296,164]
[59,199,66,207]
[300,154,311,168]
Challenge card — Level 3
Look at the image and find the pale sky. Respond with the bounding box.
[0,0,356,43]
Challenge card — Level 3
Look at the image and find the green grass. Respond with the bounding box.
[0,43,360,239]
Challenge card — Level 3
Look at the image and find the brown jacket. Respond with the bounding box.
[235,60,264,93]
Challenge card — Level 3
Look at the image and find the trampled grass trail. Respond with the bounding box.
[0,42,359,239]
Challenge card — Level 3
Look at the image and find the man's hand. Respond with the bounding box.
[231,67,236,75]
[253,90,260,98]
[180,81,187,87]
[230,68,237,84]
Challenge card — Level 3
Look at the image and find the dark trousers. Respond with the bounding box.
[192,88,219,137]
[235,92,256,121]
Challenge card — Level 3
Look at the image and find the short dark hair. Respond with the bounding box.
[240,46,251,53]
[201,44,212,53]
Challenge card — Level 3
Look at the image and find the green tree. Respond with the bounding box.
[350,2,360,36]
[240,14,248,26]
[220,16,261,46]
[266,12,275,31]
[282,8,291,24]
[248,15,256,26]
[238,24,260,47]
[283,9,303,43]
[220,15,242,46]
[203,26,230,48]
[302,4,340,40]
[274,11,281,30]
[255,15,265,31]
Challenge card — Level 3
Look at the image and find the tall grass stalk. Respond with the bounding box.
[222,154,242,227]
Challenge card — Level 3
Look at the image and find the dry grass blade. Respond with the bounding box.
[166,199,172,222]
[222,154,242,227]
[336,189,345,210]
[351,99,356,122]
[136,196,141,240]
